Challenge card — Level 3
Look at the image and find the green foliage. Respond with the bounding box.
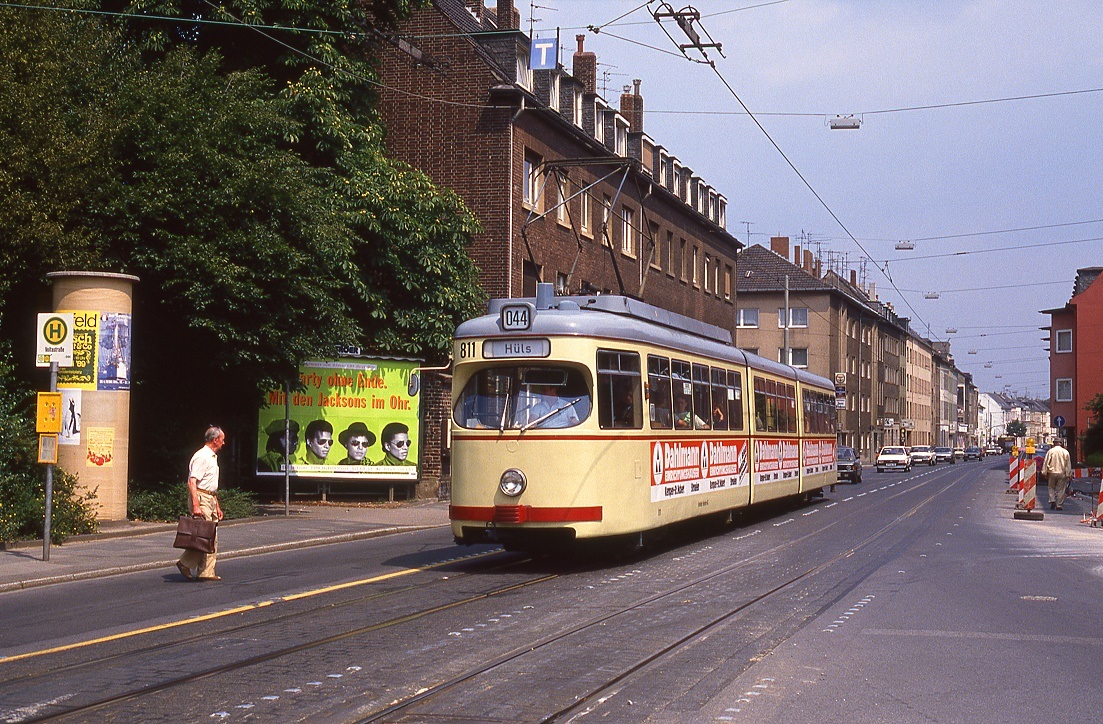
[0,340,98,543]
[1005,420,1027,437]
[0,2,484,484]
[128,483,257,522]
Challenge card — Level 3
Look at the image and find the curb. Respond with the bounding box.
[0,523,447,594]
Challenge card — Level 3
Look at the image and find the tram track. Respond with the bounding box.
[357,467,970,722]
[9,465,976,722]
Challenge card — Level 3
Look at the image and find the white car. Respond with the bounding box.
[876,446,912,472]
[908,445,936,466]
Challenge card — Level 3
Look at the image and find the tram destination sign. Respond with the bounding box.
[483,338,550,359]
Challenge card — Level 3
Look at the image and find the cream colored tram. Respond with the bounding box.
[449,286,837,549]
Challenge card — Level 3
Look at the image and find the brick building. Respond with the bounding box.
[1043,266,1103,461]
[375,0,742,493]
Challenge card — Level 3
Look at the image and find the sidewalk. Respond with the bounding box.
[0,500,451,593]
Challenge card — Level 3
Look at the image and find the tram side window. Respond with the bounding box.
[648,355,673,429]
[727,370,744,431]
[779,383,796,434]
[692,365,712,430]
[710,368,728,430]
[765,379,780,432]
[671,359,693,429]
[753,377,768,432]
[597,350,642,429]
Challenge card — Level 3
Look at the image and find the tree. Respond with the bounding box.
[1006,420,1027,437]
[0,3,483,484]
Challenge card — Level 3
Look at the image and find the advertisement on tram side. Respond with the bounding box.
[753,438,801,485]
[649,439,750,502]
[802,439,838,476]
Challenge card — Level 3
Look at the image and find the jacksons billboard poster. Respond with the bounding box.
[257,359,421,480]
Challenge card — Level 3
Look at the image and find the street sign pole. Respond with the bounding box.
[43,362,58,561]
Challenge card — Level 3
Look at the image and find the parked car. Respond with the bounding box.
[836,446,863,484]
[908,445,937,466]
[963,446,983,461]
[876,446,912,473]
[952,447,965,461]
[933,446,955,464]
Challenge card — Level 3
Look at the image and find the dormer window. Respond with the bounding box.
[516,49,532,91]
[573,90,582,127]
[548,72,560,111]
[615,118,628,156]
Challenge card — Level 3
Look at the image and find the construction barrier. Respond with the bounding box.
[1068,467,1103,526]
[1007,456,1022,494]
[1016,460,1037,511]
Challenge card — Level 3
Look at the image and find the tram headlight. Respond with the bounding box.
[499,468,527,497]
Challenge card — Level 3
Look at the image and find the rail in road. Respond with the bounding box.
[0,461,1071,721]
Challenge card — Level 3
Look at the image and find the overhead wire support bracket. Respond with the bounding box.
[650,2,724,64]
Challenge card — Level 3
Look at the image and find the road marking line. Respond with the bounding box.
[0,550,500,665]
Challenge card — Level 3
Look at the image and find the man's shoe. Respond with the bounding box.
[198,575,222,581]
[1050,502,1056,510]
[1056,506,1063,510]
[176,562,194,580]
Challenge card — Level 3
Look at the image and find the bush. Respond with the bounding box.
[128,483,257,522]
[1084,452,1103,468]
[0,339,98,543]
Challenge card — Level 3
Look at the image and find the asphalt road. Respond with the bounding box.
[1,460,1100,722]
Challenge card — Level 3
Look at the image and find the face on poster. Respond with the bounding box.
[257,359,421,479]
[59,389,82,446]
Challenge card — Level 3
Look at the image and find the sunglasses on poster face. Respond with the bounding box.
[314,438,333,446]
[348,439,370,448]
[389,439,411,448]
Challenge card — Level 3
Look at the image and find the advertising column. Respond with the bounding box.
[47,271,138,521]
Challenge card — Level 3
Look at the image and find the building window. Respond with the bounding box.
[741,348,759,356]
[615,119,628,156]
[714,258,721,296]
[649,223,661,269]
[548,72,560,111]
[778,308,809,328]
[1056,329,1072,353]
[579,189,592,236]
[1056,378,1073,402]
[666,231,675,275]
[602,194,611,227]
[736,308,759,328]
[620,207,636,257]
[523,151,541,209]
[679,239,687,280]
[555,272,569,295]
[573,90,583,127]
[779,348,809,368]
[594,110,605,144]
[703,254,713,293]
[555,176,567,225]
[724,265,732,300]
[516,50,532,90]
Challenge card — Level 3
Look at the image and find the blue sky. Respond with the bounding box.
[519,0,1102,398]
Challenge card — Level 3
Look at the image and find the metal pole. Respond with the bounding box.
[43,362,57,561]
[284,379,291,516]
[783,274,790,365]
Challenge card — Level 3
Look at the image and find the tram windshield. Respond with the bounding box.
[454,365,592,431]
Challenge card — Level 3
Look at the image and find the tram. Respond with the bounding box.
[449,284,837,550]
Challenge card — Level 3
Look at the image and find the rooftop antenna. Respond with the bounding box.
[740,221,752,247]
[528,1,556,37]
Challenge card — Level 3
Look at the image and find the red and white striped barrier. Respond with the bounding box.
[1007,456,1022,494]
[1017,460,1037,511]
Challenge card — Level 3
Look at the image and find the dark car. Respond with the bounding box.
[836,446,863,484]
[963,446,983,461]
[933,446,955,464]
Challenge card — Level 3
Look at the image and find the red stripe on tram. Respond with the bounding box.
[449,505,603,523]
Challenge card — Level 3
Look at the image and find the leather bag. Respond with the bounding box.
[173,515,217,554]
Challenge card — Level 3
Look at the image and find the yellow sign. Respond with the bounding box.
[36,392,63,433]
[1025,437,1036,455]
[38,434,59,464]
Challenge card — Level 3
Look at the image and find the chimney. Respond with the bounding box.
[496,0,517,30]
[465,0,484,24]
[849,269,857,286]
[804,249,814,272]
[770,236,789,258]
[573,35,596,94]
[620,78,644,133]
[793,244,801,266]
[814,259,821,278]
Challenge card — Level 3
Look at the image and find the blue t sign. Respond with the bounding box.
[530,37,557,70]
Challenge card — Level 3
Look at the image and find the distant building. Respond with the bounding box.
[1042,266,1103,461]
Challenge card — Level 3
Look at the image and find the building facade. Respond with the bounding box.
[1043,266,1103,461]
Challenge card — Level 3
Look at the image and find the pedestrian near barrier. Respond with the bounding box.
[1041,440,1072,511]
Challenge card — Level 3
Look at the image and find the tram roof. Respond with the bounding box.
[457,293,833,390]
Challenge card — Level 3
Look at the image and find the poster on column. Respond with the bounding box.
[86,426,114,467]
[256,358,422,480]
[59,389,82,446]
[97,313,132,390]
[56,311,99,390]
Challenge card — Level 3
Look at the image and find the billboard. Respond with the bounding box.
[55,311,132,391]
[257,359,421,480]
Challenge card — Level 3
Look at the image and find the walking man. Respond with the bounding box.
[1042,439,1072,510]
[177,426,225,580]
